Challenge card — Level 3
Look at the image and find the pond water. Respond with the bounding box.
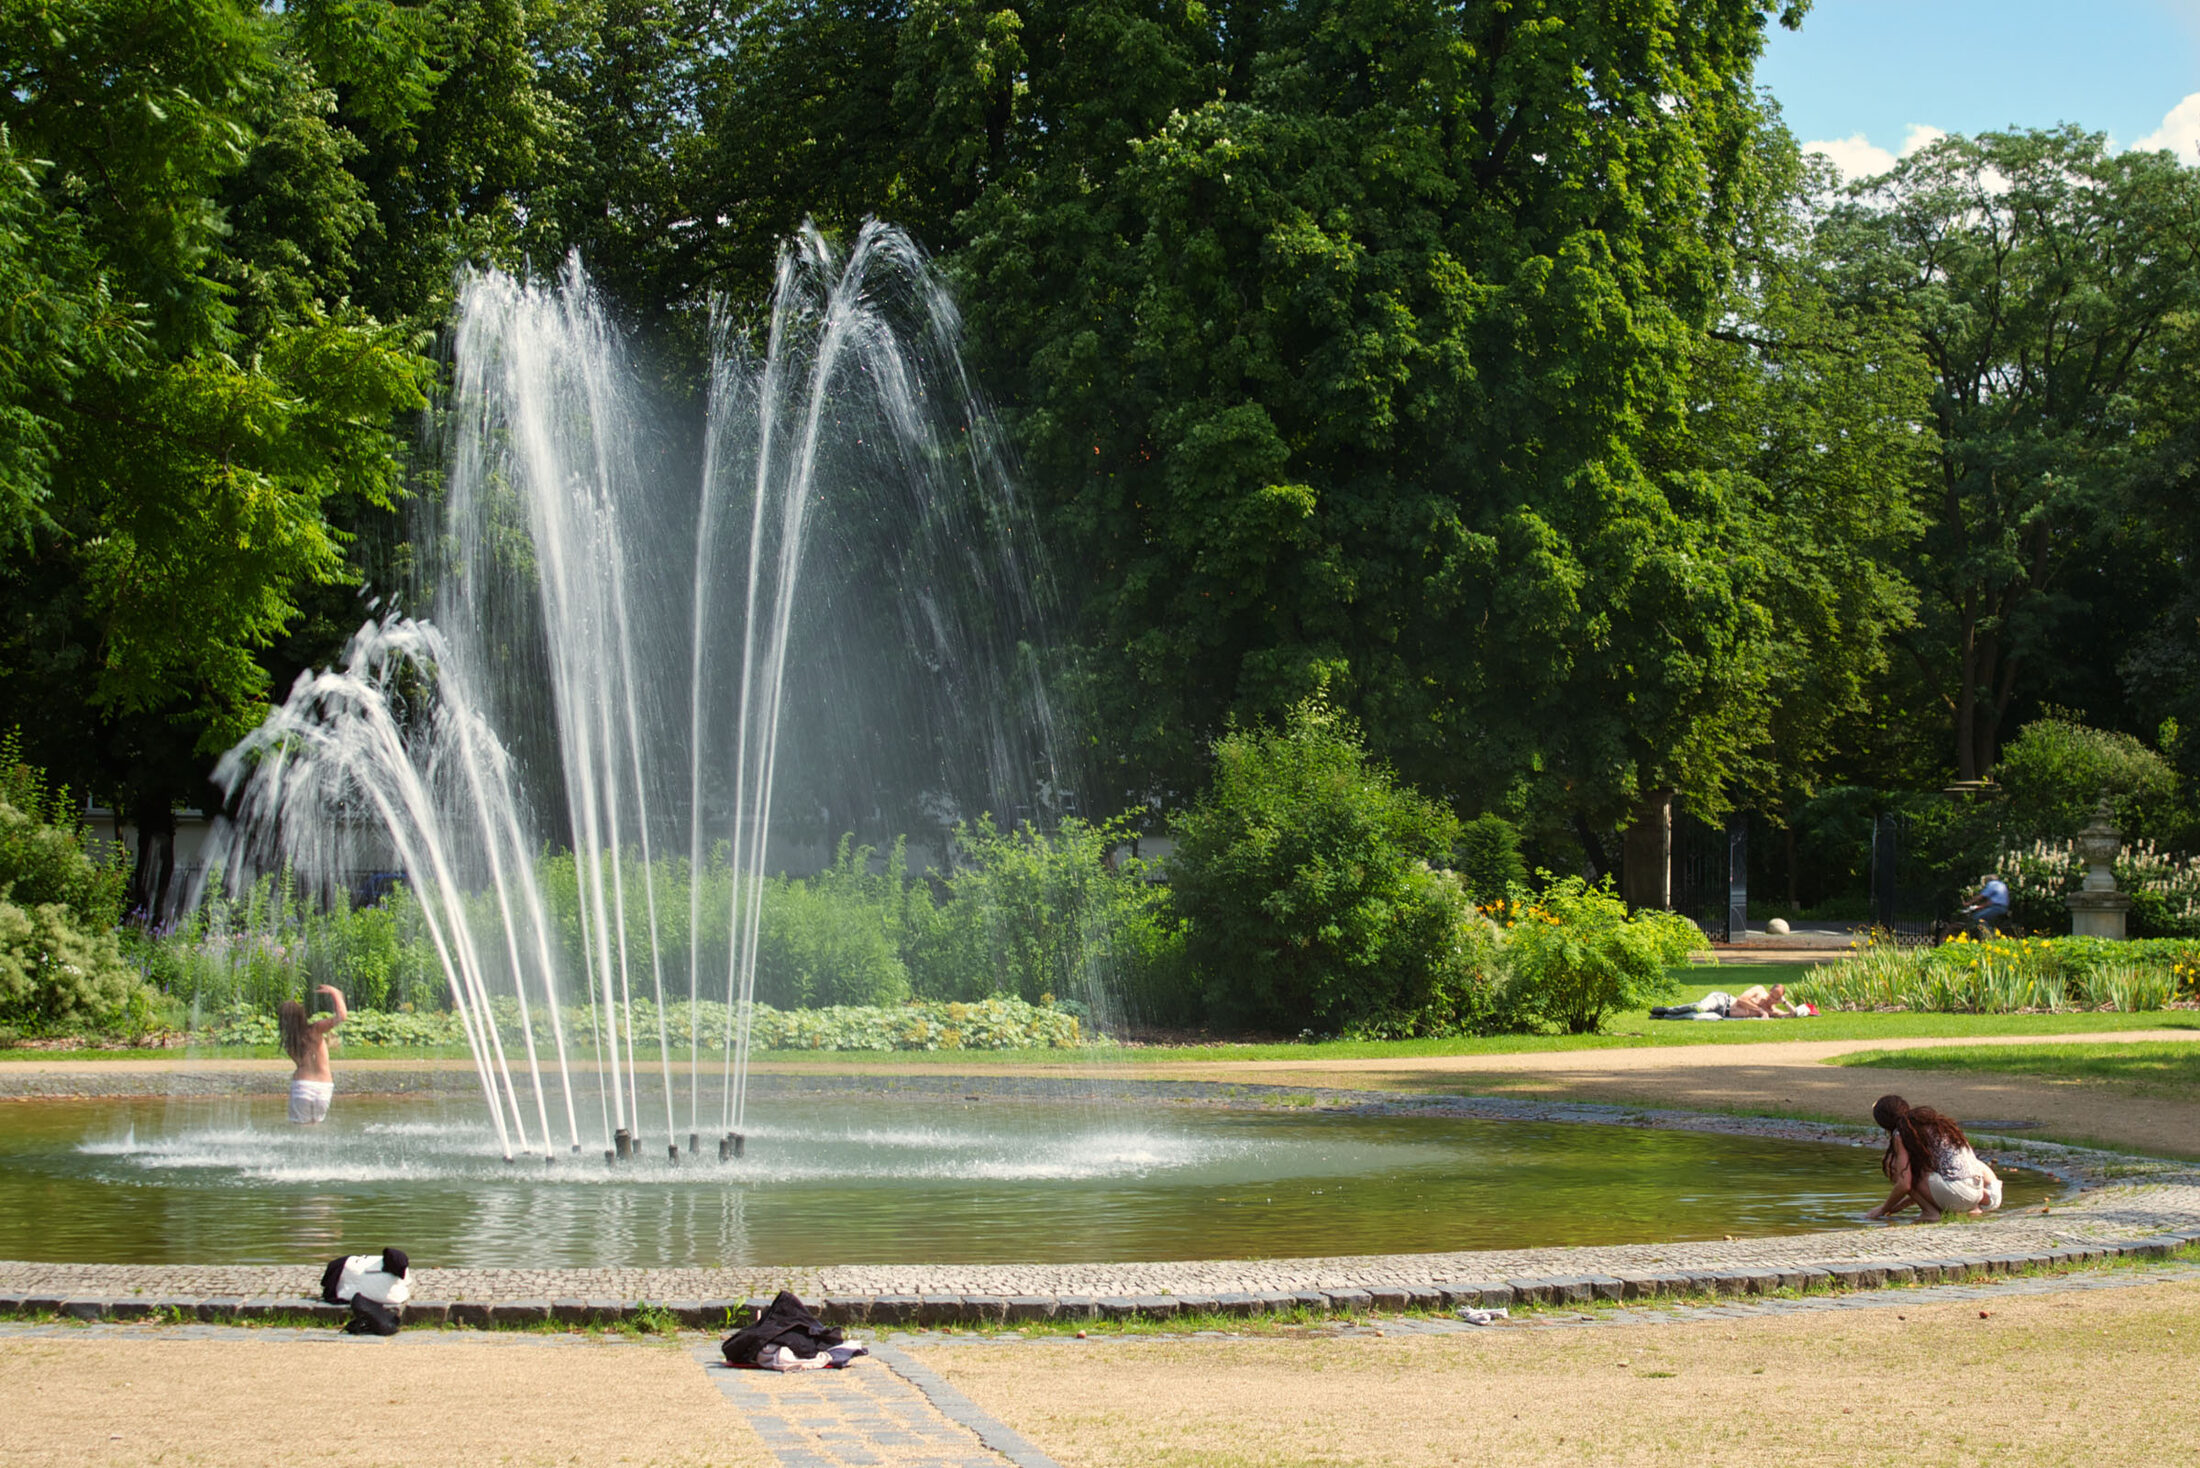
[0,1093,2056,1267]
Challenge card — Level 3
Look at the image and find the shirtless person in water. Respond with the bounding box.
[279,985,347,1123]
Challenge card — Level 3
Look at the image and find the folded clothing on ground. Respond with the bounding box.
[723,1290,847,1368]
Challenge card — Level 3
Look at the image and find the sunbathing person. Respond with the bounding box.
[1651,983,1811,1020]
[1726,983,1793,1018]
[1862,1094,2002,1221]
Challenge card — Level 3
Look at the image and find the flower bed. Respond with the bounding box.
[1790,935,2200,1014]
[191,994,1092,1051]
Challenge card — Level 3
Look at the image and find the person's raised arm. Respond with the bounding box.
[312,985,348,1034]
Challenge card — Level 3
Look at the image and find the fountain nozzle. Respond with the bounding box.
[614,1128,632,1160]
[604,1148,616,1165]
[668,1144,680,1163]
[732,1132,745,1159]
[689,1132,699,1156]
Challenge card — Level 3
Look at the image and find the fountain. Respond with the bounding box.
[0,227,2075,1272]
[209,224,1074,1162]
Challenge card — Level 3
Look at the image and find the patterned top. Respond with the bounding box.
[1927,1139,1990,1185]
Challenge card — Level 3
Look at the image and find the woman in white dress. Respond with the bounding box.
[1864,1093,2003,1221]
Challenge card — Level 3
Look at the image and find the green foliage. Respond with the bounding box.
[1169,697,1488,1037]
[936,1,1814,829]
[917,814,1179,1011]
[1790,936,2200,1014]
[1453,816,1527,904]
[143,817,1173,1029]
[1678,139,1932,810]
[1818,128,2200,781]
[1493,877,1698,1034]
[0,731,129,926]
[0,732,156,1033]
[753,860,912,1010]
[131,872,445,1016]
[195,994,1092,1053]
[1993,838,2200,940]
[0,898,153,1033]
[1994,716,2180,843]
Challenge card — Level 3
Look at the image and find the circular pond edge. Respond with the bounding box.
[2,1068,2195,1325]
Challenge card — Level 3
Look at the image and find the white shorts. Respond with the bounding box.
[1923,1169,2001,1213]
[288,1079,333,1124]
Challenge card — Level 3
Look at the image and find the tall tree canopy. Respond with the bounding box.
[1818,128,2200,783]
[681,1,1847,857]
[0,1,465,905]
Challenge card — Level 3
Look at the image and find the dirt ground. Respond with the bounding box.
[927,1279,2200,1468]
[0,1334,771,1468]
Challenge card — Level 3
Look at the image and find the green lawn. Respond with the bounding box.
[1834,1040,2200,1104]
[7,965,2192,1065]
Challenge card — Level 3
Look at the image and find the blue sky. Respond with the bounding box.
[1757,0,2200,175]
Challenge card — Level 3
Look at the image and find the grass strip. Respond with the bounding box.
[1834,1040,2200,1102]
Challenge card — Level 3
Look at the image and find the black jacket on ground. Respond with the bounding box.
[722,1290,843,1365]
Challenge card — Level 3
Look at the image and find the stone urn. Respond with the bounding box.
[2065,793,2132,940]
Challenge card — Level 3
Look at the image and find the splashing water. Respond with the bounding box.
[210,224,1076,1161]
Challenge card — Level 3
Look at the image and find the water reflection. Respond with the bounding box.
[0,1094,2056,1267]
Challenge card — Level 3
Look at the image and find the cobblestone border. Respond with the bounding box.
[4,1231,2198,1331]
[5,1074,2196,1326]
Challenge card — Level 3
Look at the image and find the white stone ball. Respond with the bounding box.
[1766,917,1791,936]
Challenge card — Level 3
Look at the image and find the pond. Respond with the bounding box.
[0,1092,2056,1267]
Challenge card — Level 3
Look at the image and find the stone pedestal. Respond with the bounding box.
[2066,890,2132,939]
[2064,795,2131,941]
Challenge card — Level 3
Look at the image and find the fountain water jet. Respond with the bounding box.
[209,223,1075,1159]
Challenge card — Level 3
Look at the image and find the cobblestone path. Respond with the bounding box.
[693,1344,1059,1468]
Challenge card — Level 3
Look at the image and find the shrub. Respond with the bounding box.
[0,730,129,928]
[1492,876,1698,1034]
[0,735,153,1033]
[752,869,911,1008]
[913,815,1182,1018]
[1454,814,1528,902]
[0,898,154,1032]
[1995,715,2178,843]
[1169,696,1488,1036]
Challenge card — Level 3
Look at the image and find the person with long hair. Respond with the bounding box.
[1863,1093,2003,1221]
[279,985,348,1123]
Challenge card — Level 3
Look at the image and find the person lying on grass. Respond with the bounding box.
[1863,1093,2003,1221]
[1650,983,1814,1020]
[1727,983,1798,1018]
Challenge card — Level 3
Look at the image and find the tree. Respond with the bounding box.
[1664,138,1933,889]
[936,1,1815,857]
[0,2,432,910]
[1817,128,2200,782]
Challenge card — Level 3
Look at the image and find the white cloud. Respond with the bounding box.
[1803,133,1895,180]
[1898,124,1948,157]
[2135,92,2200,164]
[1802,124,1950,183]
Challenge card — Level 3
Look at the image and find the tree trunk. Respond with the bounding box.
[127,795,177,922]
[1572,812,1613,883]
[1620,792,1673,910]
